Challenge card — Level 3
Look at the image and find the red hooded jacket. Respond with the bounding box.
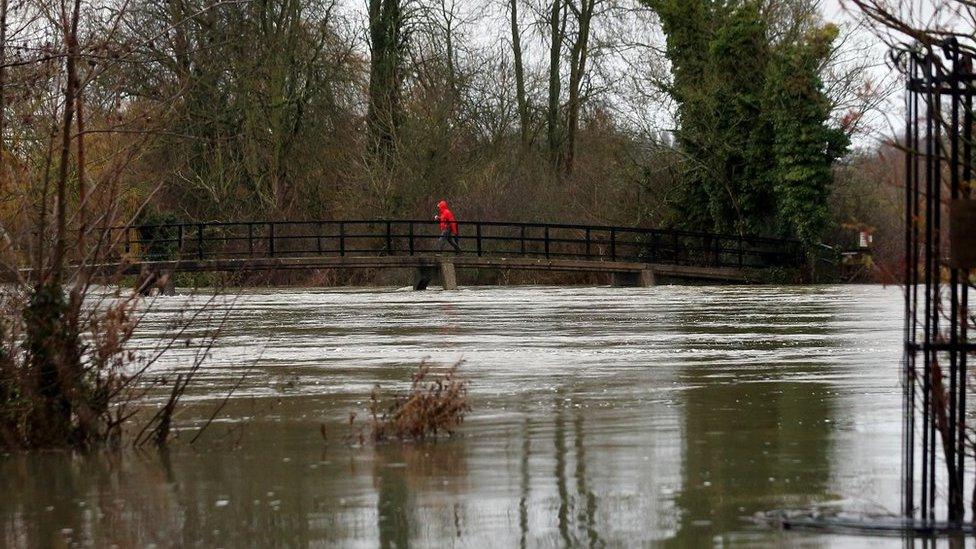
[437,200,458,235]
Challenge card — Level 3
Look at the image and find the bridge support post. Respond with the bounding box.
[136,268,176,296]
[612,269,655,288]
[414,265,437,290]
[160,271,176,296]
[413,261,458,290]
[639,268,655,287]
[440,261,458,291]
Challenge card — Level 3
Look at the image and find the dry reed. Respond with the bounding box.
[351,361,470,443]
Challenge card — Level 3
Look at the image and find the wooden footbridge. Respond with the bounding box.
[99,219,803,290]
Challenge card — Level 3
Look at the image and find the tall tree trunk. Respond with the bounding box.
[367,0,404,162]
[167,0,191,77]
[564,0,594,174]
[509,0,529,146]
[442,1,456,100]
[53,0,82,284]
[76,84,86,255]
[546,0,564,167]
[0,0,7,181]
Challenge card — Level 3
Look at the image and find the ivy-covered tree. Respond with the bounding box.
[765,24,850,245]
[368,0,410,161]
[643,0,718,231]
[642,0,849,246]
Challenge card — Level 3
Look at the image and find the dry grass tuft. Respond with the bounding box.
[353,361,470,443]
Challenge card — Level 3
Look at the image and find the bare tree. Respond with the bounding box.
[0,0,244,450]
[509,0,530,146]
[842,0,976,53]
[564,0,596,173]
[546,0,565,167]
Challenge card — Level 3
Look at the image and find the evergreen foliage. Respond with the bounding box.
[765,24,850,245]
[643,0,849,246]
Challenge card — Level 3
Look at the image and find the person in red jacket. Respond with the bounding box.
[434,200,461,253]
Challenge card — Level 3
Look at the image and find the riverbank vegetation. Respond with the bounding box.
[0,0,897,280]
[0,0,911,449]
[0,0,228,450]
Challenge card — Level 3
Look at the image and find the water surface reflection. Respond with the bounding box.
[0,285,903,546]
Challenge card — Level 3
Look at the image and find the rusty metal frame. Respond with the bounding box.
[897,38,974,523]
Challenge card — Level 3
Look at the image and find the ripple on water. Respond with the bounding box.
[2,284,906,547]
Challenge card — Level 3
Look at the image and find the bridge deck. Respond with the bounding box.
[104,254,749,283]
[6,219,799,286]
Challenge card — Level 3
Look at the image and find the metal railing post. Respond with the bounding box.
[197,224,204,260]
[585,227,591,258]
[386,221,392,254]
[316,222,323,254]
[268,222,275,257]
[339,222,345,256]
[476,223,482,257]
[408,222,415,255]
[177,224,184,257]
[544,226,550,259]
[248,224,254,257]
[738,238,744,268]
[520,226,526,255]
[610,228,616,261]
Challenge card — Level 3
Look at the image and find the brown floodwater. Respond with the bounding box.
[1,284,909,547]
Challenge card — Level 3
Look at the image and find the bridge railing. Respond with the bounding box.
[103,220,803,269]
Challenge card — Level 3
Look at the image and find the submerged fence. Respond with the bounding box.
[103,219,803,270]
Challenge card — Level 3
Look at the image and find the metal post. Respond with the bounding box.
[339,222,345,256]
[316,223,323,254]
[585,227,591,258]
[958,57,973,513]
[930,61,947,520]
[903,57,916,517]
[268,222,275,257]
[476,224,482,257]
[248,224,254,257]
[610,228,616,261]
[946,56,962,520]
[386,221,392,255]
[409,222,415,255]
[197,224,204,260]
[544,226,550,259]
[922,63,935,520]
[520,226,526,255]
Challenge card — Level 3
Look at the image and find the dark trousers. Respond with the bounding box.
[438,229,461,252]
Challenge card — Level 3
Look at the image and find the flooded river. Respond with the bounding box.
[1,285,905,546]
